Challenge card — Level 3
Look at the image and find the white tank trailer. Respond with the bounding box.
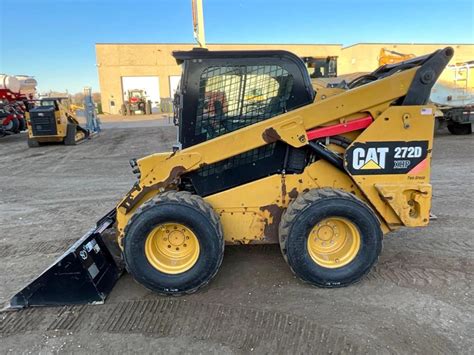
[431,61,473,135]
[0,74,37,96]
[0,75,21,93]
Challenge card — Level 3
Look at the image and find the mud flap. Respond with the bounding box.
[9,210,122,309]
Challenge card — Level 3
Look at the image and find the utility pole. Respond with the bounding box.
[192,0,206,48]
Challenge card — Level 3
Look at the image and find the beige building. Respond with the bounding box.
[96,43,473,114]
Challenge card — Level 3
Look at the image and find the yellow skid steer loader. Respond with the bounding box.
[9,47,453,308]
[26,98,90,147]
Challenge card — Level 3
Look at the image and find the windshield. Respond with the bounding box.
[40,100,56,107]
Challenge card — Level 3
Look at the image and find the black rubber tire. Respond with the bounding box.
[447,122,472,135]
[27,138,41,148]
[64,124,77,145]
[9,118,20,133]
[279,188,383,288]
[18,117,26,131]
[123,191,224,295]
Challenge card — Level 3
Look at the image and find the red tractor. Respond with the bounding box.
[121,89,152,115]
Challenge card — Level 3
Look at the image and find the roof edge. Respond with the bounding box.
[95,42,343,46]
[342,42,474,49]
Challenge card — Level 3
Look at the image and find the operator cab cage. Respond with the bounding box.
[173,49,315,148]
[171,47,452,197]
[172,49,315,196]
[27,97,69,112]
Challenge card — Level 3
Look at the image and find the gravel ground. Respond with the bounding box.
[0,124,472,354]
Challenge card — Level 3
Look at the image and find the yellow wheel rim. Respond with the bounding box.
[145,223,200,274]
[307,217,361,268]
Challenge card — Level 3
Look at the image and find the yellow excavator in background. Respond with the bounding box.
[378,48,416,66]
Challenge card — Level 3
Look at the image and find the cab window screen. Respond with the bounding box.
[195,65,293,139]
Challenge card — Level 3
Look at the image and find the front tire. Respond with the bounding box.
[123,191,224,295]
[279,188,382,288]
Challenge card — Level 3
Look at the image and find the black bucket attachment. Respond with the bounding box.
[9,210,122,309]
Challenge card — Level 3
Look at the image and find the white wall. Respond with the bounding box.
[169,75,181,98]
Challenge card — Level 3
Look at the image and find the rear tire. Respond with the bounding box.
[447,122,472,135]
[123,191,224,295]
[279,188,382,288]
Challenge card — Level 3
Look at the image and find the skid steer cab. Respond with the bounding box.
[26,98,90,147]
[9,47,453,308]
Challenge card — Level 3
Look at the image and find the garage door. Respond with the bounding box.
[122,76,160,109]
[169,75,181,98]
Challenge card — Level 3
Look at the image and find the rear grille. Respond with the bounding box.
[30,116,57,136]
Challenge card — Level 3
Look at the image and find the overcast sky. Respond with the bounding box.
[1,0,472,93]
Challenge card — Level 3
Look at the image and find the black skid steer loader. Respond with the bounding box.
[9,47,453,308]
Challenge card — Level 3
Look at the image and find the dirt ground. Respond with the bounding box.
[0,122,472,354]
[97,113,173,123]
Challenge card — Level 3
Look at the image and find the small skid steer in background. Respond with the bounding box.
[8,47,454,308]
[26,98,90,147]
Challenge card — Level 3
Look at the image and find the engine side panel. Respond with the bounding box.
[204,160,390,244]
[344,105,435,228]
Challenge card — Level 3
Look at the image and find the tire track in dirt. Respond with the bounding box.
[1,299,371,354]
[390,238,473,256]
[366,262,473,292]
[0,238,79,258]
[2,241,472,292]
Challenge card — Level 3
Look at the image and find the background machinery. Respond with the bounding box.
[8,47,453,308]
[121,89,152,115]
[26,97,90,147]
[378,49,473,134]
[431,61,474,135]
[302,56,338,78]
[0,74,35,137]
[378,48,416,66]
[26,87,101,147]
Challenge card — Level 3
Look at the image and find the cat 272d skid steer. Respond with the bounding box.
[9,47,453,308]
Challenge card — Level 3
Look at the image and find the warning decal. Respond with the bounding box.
[345,141,429,175]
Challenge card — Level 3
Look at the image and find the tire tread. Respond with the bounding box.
[124,190,224,296]
[279,188,382,288]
